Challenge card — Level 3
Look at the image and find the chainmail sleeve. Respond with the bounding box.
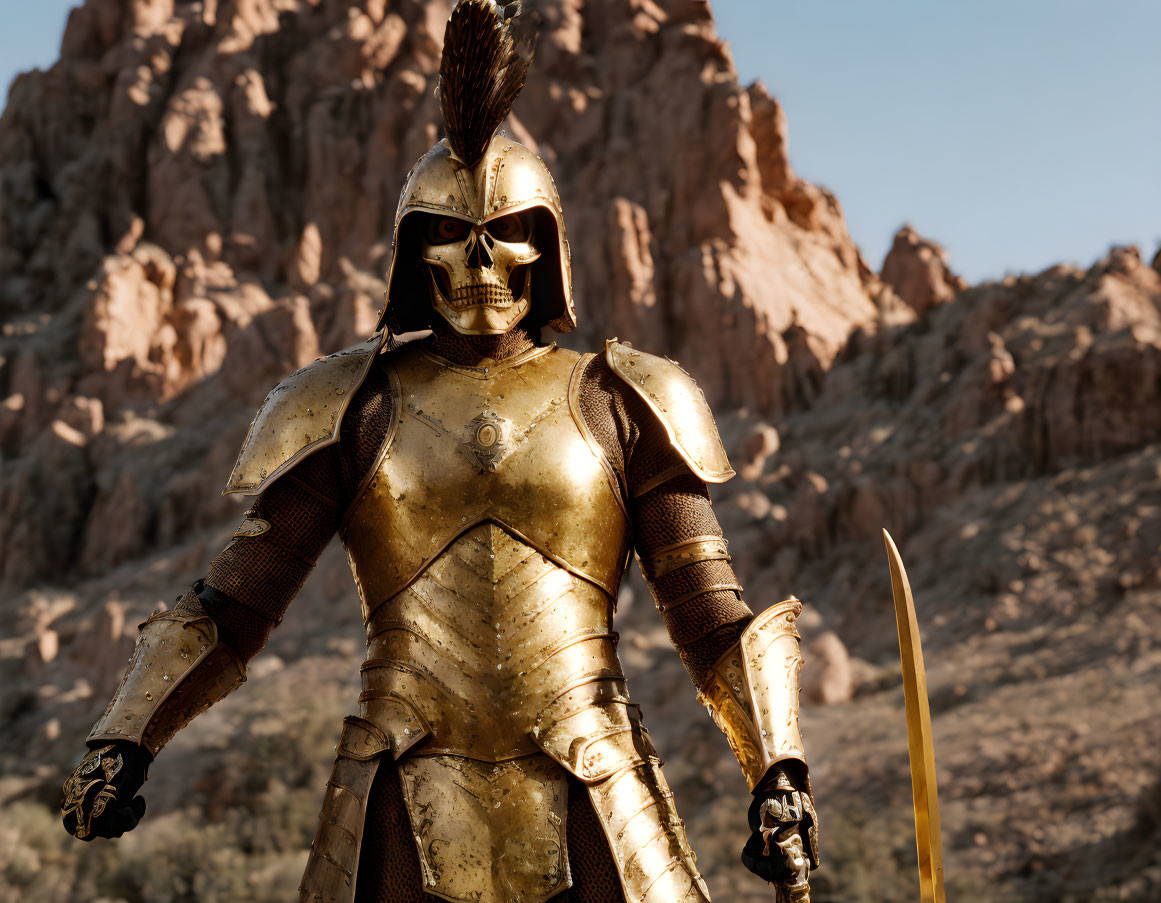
[175,356,396,662]
[576,356,754,687]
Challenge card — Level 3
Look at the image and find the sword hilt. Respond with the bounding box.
[775,876,811,903]
[765,815,811,903]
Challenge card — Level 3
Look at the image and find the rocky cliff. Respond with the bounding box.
[0,0,886,589]
[2,2,1159,902]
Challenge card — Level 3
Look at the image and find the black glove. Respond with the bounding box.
[61,741,152,840]
[741,763,817,886]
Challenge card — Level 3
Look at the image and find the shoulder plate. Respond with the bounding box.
[224,335,383,495]
[605,340,734,483]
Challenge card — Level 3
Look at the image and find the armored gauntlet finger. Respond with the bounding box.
[742,764,819,893]
[61,741,151,840]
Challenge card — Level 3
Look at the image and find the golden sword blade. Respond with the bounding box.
[882,529,946,903]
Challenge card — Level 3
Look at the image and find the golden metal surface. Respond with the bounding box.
[88,611,245,757]
[336,716,391,761]
[224,335,382,496]
[534,692,663,783]
[420,213,539,336]
[586,760,710,903]
[343,344,630,604]
[233,515,270,538]
[299,753,382,903]
[397,753,570,903]
[639,535,730,580]
[383,135,575,334]
[349,517,685,902]
[358,522,628,763]
[605,341,735,484]
[883,530,946,903]
[698,599,807,791]
[300,340,733,902]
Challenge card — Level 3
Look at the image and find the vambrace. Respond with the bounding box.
[701,598,820,867]
[698,598,807,790]
[87,607,245,757]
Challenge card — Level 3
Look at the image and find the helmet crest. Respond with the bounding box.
[439,0,535,168]
[379,0,576,337]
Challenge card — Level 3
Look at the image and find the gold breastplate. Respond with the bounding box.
[359,520,624,761]
[343,343,630,609]
[342,343,637,765]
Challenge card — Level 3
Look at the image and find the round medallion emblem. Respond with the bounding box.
[475,423,499,448]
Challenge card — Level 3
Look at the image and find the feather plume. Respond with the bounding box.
[439,0,536,169]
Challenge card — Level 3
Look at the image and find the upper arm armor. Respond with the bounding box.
[224,335,383,495]
[605,340,735,484]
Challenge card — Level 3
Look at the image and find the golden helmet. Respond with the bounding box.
[378,0,575,337]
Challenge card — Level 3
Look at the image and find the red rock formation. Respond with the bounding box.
[880,224,968,316]
[0,0,883,588]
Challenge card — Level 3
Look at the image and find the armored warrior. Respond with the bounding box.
[62,2,820,900]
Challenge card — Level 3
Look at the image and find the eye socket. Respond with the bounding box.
[428,216,470,244]
[486,212,531,242]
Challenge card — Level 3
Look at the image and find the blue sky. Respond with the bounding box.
[2,0,1158,282]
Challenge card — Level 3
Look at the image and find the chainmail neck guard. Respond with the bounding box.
[424,320,539,367]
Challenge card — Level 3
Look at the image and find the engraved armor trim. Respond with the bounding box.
[233,516,271,538]
[605,340,735,484]
[639,535,731,580]
[88,611,246,757]
[533,692,661,782]
[698,598,808,792]
[224,335,383,496]
[336,716,391,761]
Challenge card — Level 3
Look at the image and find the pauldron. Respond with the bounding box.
[224,334,382,496]
[604,340,735,487]
[88,609,246,756]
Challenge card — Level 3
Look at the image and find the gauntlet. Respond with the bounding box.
[697,598,821,883]
[63,605,245,841]
[61,741,151,840]
[743,764,818,899]
[63,604,245,841]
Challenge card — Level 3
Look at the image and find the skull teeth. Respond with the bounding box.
[449,284,516,309]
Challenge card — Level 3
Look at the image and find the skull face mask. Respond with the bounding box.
[420,211,541,336]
